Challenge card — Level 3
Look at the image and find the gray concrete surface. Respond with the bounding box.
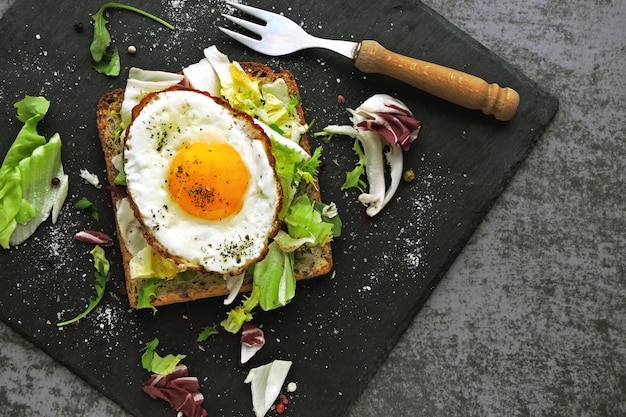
[1,0,624,416]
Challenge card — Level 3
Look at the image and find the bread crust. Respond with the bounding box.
[96,63,333,308]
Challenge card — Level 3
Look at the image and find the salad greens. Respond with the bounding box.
[74,197,100,220]
[245,360,293,417]
[269,136,322,219]
[284,195,335,248]
[90,2,174,76]
[205,47,341,314]
[342,139,367,191]
[221,286,260,334]
[57,246,110,326]
[203,46,308,143]
[253,242,296,311]
[317,94,421,217]
[141,338,186,375]
[116,47,342,321]
[204,47,342,319]
[0,96,68,249]
[197,326,219,342]
[136,278,164,313]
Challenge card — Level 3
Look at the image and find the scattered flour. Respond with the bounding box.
[159,0,238,53]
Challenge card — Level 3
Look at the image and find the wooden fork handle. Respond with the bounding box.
[354,40,520,121]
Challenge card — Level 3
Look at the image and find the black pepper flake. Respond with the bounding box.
[73,21,84,33]
[51,177,61,186]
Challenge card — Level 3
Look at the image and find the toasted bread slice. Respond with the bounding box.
[96,63,333,308]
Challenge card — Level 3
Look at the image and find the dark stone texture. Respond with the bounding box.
[1,0,623,416]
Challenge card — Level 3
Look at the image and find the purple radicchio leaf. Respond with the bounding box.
[354,94,422,151]
[74,230,114,247]
[241,322,265,365]
[143,364,208,417]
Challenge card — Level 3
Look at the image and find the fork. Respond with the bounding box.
[219,2,520,121]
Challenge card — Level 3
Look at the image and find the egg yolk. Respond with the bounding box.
[168,141,250,221]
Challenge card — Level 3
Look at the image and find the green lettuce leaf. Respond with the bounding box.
[210,53,307,143]
[0,96,67,249]
[259,80,305,142]
[221,285,260,333]
[296,146,323,186]
[56,246,110,326]
[314,201,342,238]
[113,166,126,185]
[10,134,68,245]
[269,135,323,220]
[150,351,186,375]
[93,47,120,76]
[284,195,334,247]
[136,278,164,314]
[0,170,23,248]
[253,242,296,311]
[342,139,367,191]
[74,197,100,220]
[90,2,174,77]
[221,62,263,116]
[0,97,50,244]
[197,326,219,342]
[273,229,315,253]
[269,137,305,219]
[141,338,186,375]
[221,306,254,334]
[130,245,186,280]
[0,97,49,176]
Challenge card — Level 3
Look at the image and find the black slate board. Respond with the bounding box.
[0,1,557,416]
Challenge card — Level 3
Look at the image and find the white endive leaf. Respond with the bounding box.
[244,360,292,417]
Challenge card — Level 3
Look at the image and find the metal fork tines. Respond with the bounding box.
[219,2,358,58]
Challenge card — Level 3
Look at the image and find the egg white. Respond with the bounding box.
[123,89,282,274]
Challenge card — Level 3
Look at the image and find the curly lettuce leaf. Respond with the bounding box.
[0,96,49,246]
[258,81,292,129]
[114,166,126,185]
[342,139,367,191]
[141,338,186,375]
[273,229,315,253]
[284,195,335,248]
[130,245,186,280]
[204,46,307,143]
[221,306,254,334]
[297,146,323,187]
[222,62,263,116]
[57,246,110,326]
[136,278,164,313]
[221,286,260,334]
[269,137,308,219]
[197,326,219,342]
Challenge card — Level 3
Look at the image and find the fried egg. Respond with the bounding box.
[123,88,282,274]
